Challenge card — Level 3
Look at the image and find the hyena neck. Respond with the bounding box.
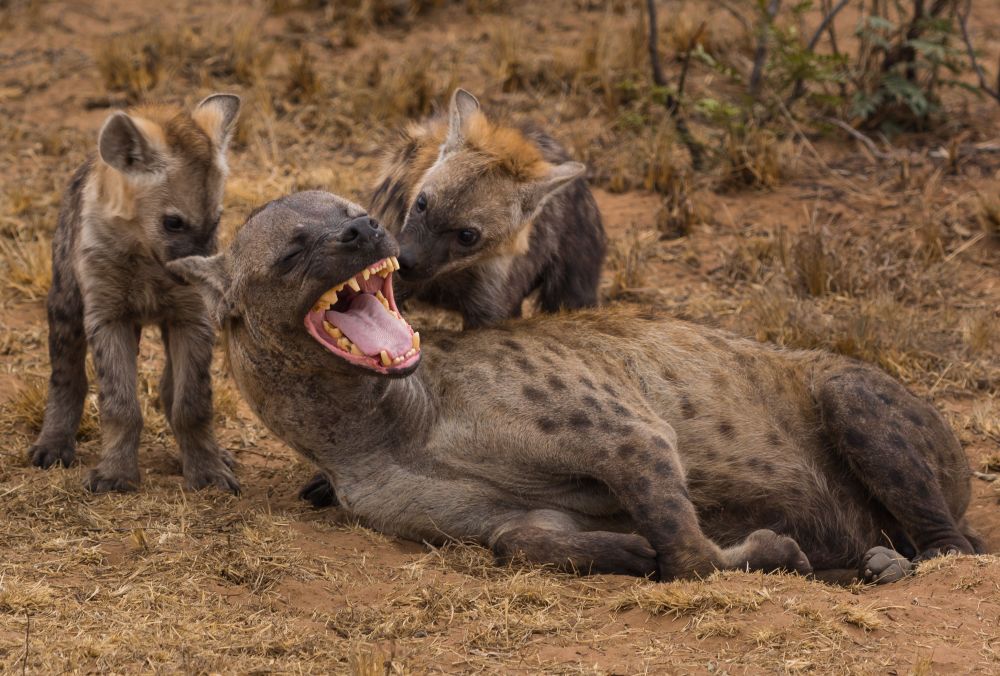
[225,323,438,469]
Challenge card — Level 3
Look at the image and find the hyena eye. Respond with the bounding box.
[162,215,187,233]
[456,229,480,246]
[414,192,428,213]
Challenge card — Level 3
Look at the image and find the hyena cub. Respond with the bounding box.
[27,94,241,493]
[370,88,607,329]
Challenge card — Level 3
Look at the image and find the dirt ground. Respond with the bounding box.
[2,0,1000,673]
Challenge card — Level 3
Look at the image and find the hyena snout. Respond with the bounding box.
[338,215,384,245]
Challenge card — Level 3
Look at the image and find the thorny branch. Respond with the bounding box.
[957,0,1000,104]
[786,0,852,109]
[645,0,705,170]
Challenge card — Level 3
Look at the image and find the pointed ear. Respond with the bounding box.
[441,88,480,154]
[98,112,165,175]
[193,93,241,151]
[520,161,585,216]
[166,254,234,324]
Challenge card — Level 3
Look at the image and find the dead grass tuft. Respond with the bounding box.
[616,576,774,617]
[0,235,51,301]
[607,224,658,298]
[836,602,884,631]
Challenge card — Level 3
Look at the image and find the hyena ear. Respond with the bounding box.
[442,88,480,154]
[193,93,242,151]
[520,161,585,216]
[98,112,165,176]
[166,254,235,324]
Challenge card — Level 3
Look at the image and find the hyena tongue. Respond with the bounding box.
[325,295,412,358]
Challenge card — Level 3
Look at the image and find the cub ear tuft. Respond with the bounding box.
[166,253,234,324]
[98,112,165,176]
[442,88,481,154]
[193,93,242,151]
[521,160,586,216]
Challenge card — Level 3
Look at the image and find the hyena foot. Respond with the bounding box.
[861,546,912,584]
[28,439,76,469]
[182,452,240,494]
[299,472,339,508]
[722,529,813,575]
[84,463,140,493]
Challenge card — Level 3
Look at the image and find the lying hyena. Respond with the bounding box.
[298,88,608,508]
[27,94,241,494]
[170,191,981,583]
[370,88,606,328]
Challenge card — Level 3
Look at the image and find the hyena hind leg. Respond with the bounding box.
[489,510,658,578]
[299,472,339,508]
[29,275,88,469]
[817,367,975,565]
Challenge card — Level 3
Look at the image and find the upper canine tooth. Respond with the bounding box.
[362,269,371,281]
[347,277,361,292]
[380,350,392,367]
[390,256,400,271]
[412,332,420,350]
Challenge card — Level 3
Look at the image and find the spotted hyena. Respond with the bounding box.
[27,95,241,494]
[370,88,606,328]
[171,191,981,583]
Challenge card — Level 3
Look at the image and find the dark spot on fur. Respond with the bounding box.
[601,383,617,396]
[514,356,536,374]
[888,468,904,485]
[747,457,761,470]
[712,372,729,389]
[653,460,673,476]
[568,411,592,429]
[718,421,736,440]
[878,393,894,405]
[680,395,697,419]
[437,338,456,353]
[523,385,546,403]
[661,367,677,381]
[651,435,670,450]
[905,409,926,427]
[581,377,596,391]
[501,338,522,352]
[767,431,781,446]
[708,335,727,349]
[915,481,931,499]
[844,428,868,448]
[546,375,566,391]
[610,401,633,418]
[618,442,637,459]
[536,417,559,433]
[582,395,602,411]
[705,447,718,461]
[889,432,910,452]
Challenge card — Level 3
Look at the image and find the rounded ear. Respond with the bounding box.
[166,254,234,325]
[98,112,164,175]
[442,88,481,154]
[193,93,242,150]
[521,161,586,216]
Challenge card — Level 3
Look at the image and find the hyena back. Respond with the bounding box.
[369,89,606,329]
[28,94,241,493]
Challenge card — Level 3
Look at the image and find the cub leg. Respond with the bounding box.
[489,509,657,577]
[84,318,143,492]
[158,323,174,422]
[28,270,88,468]
[164,319,239,493]
[299,472,339,508]
[816,367,974,562]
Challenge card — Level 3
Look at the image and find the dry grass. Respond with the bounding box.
[0,235,51,302]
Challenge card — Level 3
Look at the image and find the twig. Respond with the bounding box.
[957,0,1000,104]
[785,0,852,109]
[824,116,894,160]
[749,0,782,98]
[645,0,705,170]
[22,613,30,676]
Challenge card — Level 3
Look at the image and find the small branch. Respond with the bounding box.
[957,0,1000,104]
[645,0,706,169]
[785,0,852,109]
[824,116,894,160]
[749,0,782,98]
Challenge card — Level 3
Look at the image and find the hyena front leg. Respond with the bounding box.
[164,318,239,493]
[28,271,88,468]
[158,323,174,423]
[84,318,143,492]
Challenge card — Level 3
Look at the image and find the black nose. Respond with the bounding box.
[338,215,383,244]
[397,250,417,273]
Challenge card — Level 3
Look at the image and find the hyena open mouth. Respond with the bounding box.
[304,256,421,374]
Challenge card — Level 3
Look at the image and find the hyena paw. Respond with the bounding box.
[218,448,238,470]
[184,459,240,494]
[592,533,657,578]
[738,529,812,575]
[28,441,76,469]
[298,472,339,508]
[84,466,140,493]
[861,546,912,584]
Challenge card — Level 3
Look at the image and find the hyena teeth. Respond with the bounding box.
[390,256,400,271]
[337,337,350,351]
[350,344,363,356]
[348,277,361,292]
[380,350,392,367]
[322,321,342,339]
[412,332,420,350]
[393,355,404,364]
[376,291,390,310]
[404,347,417,358]
[378,266,391,279]
[362,269,371,281]
[320,289,338,308]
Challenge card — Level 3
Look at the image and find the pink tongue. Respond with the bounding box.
[325,294,412,358]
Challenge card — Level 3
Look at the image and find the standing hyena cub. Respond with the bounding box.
[27,94,241,493]
[370,88,607,329]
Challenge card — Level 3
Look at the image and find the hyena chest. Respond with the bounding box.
[77,253,194,323]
